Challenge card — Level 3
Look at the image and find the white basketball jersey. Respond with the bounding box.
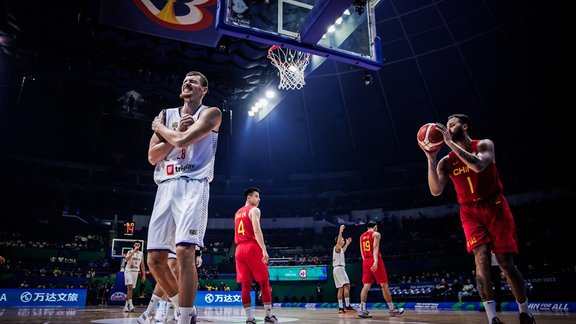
[153,106,219,184]
[332,246,346,267]
[125,250,143,272]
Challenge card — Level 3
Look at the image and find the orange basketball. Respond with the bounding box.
[417,123,444,152]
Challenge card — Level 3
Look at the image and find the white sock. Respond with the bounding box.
[264,304,272,317]
[128,299,134,307]
[388,302,394,310]
[146,294,161,314]
[345,297,350,307]
[517,299,529,313]
[338,299,343,308]
[169,294,180,314]
[483,300,497,323]
[244,306,254,320]
[360,302,366,311]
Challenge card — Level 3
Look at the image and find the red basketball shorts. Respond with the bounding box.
[460,195,518,254]
[362,257,388,285]
[235,242,270,283]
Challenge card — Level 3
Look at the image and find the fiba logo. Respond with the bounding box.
[298,268,307,279]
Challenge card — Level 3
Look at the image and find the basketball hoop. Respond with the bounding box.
[267,45,312,90]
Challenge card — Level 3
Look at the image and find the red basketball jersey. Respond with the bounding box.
[234,205,256,245]
[447,140,503,204]
[360,230,381,259]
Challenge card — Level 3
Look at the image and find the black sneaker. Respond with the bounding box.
[519,313,536,324]
[345,305,356,312]
[491,317,504,324]
[264,315,279,323]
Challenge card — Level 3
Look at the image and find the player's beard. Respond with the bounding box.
[451,127,465,141]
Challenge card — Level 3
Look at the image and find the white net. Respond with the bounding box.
[267,45,312,90]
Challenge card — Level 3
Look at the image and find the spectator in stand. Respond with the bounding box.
[450,278,464,299]
[459,278,477,302]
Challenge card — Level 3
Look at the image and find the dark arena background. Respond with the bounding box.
[0,0,574,323]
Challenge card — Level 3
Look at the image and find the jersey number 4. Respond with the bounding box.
[237,220,245,235]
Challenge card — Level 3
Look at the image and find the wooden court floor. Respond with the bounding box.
[0,306,574,323]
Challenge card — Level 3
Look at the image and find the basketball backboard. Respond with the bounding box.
[216,0,383,70]
[111,238,145,259]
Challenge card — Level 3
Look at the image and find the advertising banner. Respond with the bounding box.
[268,266,327,281]
[0,288,87,307]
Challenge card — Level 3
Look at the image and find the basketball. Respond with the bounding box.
[417,123,444,152]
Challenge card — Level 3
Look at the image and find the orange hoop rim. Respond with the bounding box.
[267,45,312,65]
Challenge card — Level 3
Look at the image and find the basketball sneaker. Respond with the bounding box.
[128,304,135,312]
[519,312,536,324]
[491,317,504,324]
[338,308,345,314]
[345,305,356,312]
[123,305,130,313]
[155,305,167,322]
[264,315,279,323]
[136,311,154,324]
[246,319,257,324]
[389,307,404,316]
[165,304,176,323]
[358,309,371,318]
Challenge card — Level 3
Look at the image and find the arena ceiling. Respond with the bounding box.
[0,0,572,217]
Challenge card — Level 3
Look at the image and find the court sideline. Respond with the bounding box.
[0,306,574,323]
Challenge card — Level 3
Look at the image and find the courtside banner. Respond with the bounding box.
[99,0,220,48]
[272,301,576,313]
[268,266,327,281]
[196,291,254,307]
[0,288,87,307]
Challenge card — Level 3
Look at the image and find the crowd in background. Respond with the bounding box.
[0,194,573,305]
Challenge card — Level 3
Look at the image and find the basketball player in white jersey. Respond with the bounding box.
[333,225,355,314]
[124,241,146,312]
[146,71,221,324]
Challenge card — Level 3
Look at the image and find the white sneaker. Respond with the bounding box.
[123,305,130,313]
[389,307,404,316]
[358,309,372,318]
[136,312,154,324]
[165,304,176,322]
[169,308,180,324]
[155,306,167,322]
[128,304,135,312]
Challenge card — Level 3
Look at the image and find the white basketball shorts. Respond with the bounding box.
[124,271,139,286]
[333,266,350,288]
[147,178,209,252]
